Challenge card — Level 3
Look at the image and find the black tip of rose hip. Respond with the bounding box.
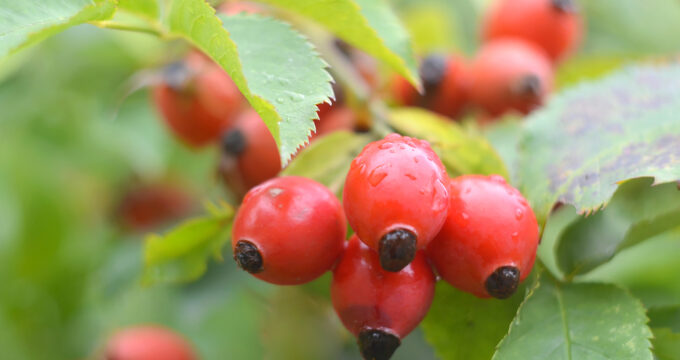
[419,55,447,93]
[234,240,263,274]
[513,74,542,97]
[551,0,578,14]
[222,129,246,155]
[486,266,520,299]
[358,329,401,360]
[379,229,417,272]
[163,61,192,92]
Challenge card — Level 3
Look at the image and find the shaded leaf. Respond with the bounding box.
[651,328,680,360]
[649,306,680,333]
[494,273,653,360]
[257,0,420,88]
[421,282,527,360]
[389,108,509,178]
[483,116,523,185]
[142,203,234,285]
[557,178,680,276]
[282,131,370,196]
[581,228,680,309]
[0,0,116,58]
[517,64,680,224]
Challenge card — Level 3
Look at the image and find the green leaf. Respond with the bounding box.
[582,0,680,56]
[389,108,509,178]
[581,228,680,309]
[651,328,680,360]
[282,131,370,196]
[483,116,524,185]
[117,0,160,19]
[421,282,526,360]
[0,0,116,58]
[165,1,333,164]
[142,204,235,285]
[494,273,653,360]
[517,64,680,224]
[557,178,680,277]
[649,306,680,333]
[256,0,420,88]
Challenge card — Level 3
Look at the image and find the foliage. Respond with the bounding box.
[1,0,679,359]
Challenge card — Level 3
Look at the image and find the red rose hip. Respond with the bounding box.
[152,53,244,147]
[332,235,436,360]
[219,110,281,197]
[104,325,196,360]
[469,39,553,118]
[343,134,449,272]
[482,0,583,63]
[231,176,346,285]
[426,175,539,299]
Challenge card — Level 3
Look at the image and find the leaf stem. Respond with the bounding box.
[91,21,164,37]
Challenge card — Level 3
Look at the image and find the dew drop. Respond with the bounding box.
[511,231,519,240]
[431,179,448,213]
[276,97,285,103]
[515,208,524,220]
[379,142,393,150]
[405,173,417,181]
[490,175,506,183]
[413,156,421,163]
[368,165,388,186]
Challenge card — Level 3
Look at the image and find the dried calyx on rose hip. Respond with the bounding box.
[343,133,449,272]
[152,51,244,148]
[426,175,539,299]
[103,325,196,360]
[468,39,554,118]
[231,176,346,285]
[482,0,583,63]
[332,235,436,360]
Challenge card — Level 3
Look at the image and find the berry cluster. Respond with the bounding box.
[391,0,582,121]
[231,134,539,360]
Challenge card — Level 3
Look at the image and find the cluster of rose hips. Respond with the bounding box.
[392,0,582,121]
[230,133,539,360]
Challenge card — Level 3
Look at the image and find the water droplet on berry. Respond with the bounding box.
[431,179,448,213]
[511,232,519,240]
[379,142,393,150]
[368,166,388,186]
[515,208,524,220]
[490,175,506,183]
[413,156,421,163]
[405,173,417,181]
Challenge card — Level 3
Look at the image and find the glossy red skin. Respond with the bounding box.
[152,54,242,148]
[390,56,470,119]
[482,0,583,62]
[469,39,554,118]
[343,134,449,252]
[331,235,436,338]
[232,176,346,285]
[426,175,539,298]
[117,183,193,231]
[105,326,196,360]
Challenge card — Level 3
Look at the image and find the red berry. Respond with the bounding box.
[116,182,193,231]
[219,1,262,15]
[152,54,243,147]
[104,325,196,360]
[313,107,355,140]
[390,55,469,119]
[426,175,539,299]
[219,110,281,196]
[482,0,583,63]
[332,235,435,360]
[343,134,449,272]
[469,39,553,118]
[231,176,346,285]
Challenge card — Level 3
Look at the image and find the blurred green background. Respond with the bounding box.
[1,0,680,359]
